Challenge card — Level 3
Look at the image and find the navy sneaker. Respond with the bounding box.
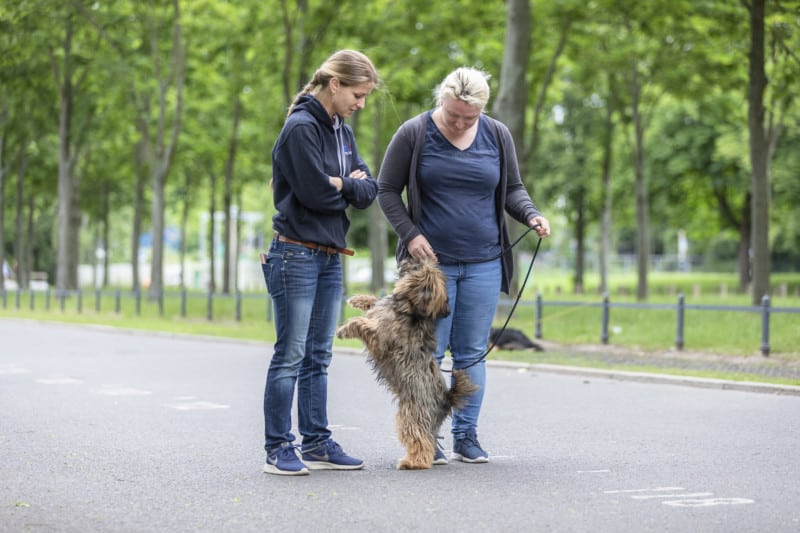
[301,439,364,470]
[452,429,489,463]
[433,436,448,465]
[263,442,309,476]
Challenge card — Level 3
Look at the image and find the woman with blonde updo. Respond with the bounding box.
[261,49,379,476]
[378,67,551,465]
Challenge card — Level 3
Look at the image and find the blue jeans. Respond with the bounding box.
[434,258,501,435]
[261,240,342,452]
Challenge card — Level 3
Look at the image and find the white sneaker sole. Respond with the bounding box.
[302,460,364,470]
[451,453,489,464]
[263,463,309,476]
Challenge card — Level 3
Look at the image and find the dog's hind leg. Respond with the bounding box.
[395,403,435,470]
[347,295,378,311]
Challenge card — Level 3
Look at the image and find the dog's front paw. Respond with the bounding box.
[336,324,351,339]
[348,294,378,311]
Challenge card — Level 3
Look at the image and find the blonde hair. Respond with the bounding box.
[434,67,491,110]
[287,49,379,116]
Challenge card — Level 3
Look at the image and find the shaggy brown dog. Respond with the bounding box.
[336,258,477,470]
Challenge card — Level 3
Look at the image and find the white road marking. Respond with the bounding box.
[35,377,84,385]
[633,492,713,500]
[663,498,755,507]
[96,385,153,396]
[604,487,684,494]
[578,469,611,474]
[603,487,755,508]
[0,365,31,375]
[163,400,230,411]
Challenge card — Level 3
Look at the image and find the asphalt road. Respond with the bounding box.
[1,319,799,533]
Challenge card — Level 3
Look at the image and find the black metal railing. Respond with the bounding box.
[2,287,798,356]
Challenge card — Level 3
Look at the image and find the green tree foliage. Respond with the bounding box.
[1,0,797,297]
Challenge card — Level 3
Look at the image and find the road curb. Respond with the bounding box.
[339,346,800,396]
[492,361,800,397]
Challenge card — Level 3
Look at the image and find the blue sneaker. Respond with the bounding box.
[301,439,364,470]
[263,442,309,476]
[433,436,448,465]
[452,429,489,463]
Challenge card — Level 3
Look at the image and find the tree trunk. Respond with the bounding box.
[102,184,110,287]
[67,165,81,289]
[630,61,650,301]
[492,0,530,296]
[222,95,241,294]
[15,148,27,288]
[0,99,6,290]
[737,192,752,293]
[574,186,585,294]
[369,104,387,294]
[55,19,75,292]
[746,0,770,304]
[207,169,217,293]
[132,115,150,292]
[179,170,190,289]
[599,88,615,296]
[525,21,569,161]
[148,0,184,298]
[25,194,34,285]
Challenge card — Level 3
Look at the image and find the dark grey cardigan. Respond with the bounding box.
[377,112,542,294]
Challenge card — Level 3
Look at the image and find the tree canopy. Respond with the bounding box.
[1,0,797,301]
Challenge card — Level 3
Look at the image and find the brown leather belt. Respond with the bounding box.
[273,232,354,256]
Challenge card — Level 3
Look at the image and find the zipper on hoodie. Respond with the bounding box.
[332,115,350,178]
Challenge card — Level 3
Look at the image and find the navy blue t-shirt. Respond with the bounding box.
[418,112,501,263]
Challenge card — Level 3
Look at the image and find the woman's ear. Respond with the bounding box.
[329,77,340,94]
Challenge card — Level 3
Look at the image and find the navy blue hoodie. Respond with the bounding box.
[271,94,377,249]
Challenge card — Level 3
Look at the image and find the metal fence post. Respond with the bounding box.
[77,289,82,313]
[15,288,21,309]
[158,290,164,317]
[115,289,121,314]
[535,293,543,339]
[45,288,50,311]
[675,293,685,351]
[59,290,66,311]
[206,290,213,321]
[761,294,770,357]
[235,292,242,322]
[29,290,35,311]
[601,293,610,344]
[180,288,187,318]
[135,289,141,316]
[95,289,101,312]
[1,289,5,308]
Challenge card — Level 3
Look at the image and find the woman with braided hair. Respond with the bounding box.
[261,49,379,476]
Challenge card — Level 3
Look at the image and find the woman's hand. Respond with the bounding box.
[529,216,551,238]
[348,169,368,180]
[330,170,367,191]
[407,234,437,261]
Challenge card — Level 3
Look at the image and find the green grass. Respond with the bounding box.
[2,274,799,387]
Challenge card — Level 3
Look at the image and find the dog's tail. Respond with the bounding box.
[447,370,479,410]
